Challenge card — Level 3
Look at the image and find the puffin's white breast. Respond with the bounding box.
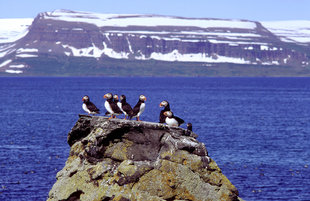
[82,103,91,114]
[105,101,113,114]
[137,103,145,117]
[165,117,178,126]
[117,102,125,114]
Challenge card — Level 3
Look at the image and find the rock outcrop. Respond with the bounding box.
[47,115,241,201]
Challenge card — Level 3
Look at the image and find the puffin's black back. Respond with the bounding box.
[107,99,122,114]
[132,100,143,116]
[159,104,170,123]
[121,96,133,117]
[173,114,185,126]
[86,101,100,113]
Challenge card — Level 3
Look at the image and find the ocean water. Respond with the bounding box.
[0,77,310,201]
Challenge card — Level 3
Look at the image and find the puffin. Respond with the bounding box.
[187,123,192,131]
[103,93,122,119]
[113,94,123,113]
[185,122,192,136]
[120,95,134,120]
[132,95,147,121]
[163,111,185,127]
[82,95,100,115]
[159,100,171,123]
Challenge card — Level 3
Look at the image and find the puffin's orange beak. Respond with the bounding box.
[103,95,107,99]
[159,103,162,107]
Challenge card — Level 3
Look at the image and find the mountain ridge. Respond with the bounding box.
[0,9,310,76]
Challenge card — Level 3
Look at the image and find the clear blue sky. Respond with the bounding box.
[0,0,309,21]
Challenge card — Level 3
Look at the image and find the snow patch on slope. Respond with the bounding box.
[61,42,130,59]
[16,54,38,58]
[44,9,257,30]
[0,18,33,43]
[10,64,26,68]
[0,59,12,68]
[5,69,23,74]
[16,48,38,53]
[262,21,310,43]
[146,50,249,64]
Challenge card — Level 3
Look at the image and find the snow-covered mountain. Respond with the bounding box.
[0,9,310,76]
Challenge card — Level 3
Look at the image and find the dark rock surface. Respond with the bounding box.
[47,115,243,201]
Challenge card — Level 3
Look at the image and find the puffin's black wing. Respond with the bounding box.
[87,101,100,113]
[122,102,133,116]
[110,102,122,114]
[132,101,141,116]
[174,116,185,126]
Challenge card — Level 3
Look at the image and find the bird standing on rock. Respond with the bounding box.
[113,94,123,113]
[187,123,192,131]
[159,100,171,123]
[82,95,100,115]
[103,93,122,119]
[163,111,184,127]
[132,95,146,121]
[185,122,193,136]
[120,95,134,120]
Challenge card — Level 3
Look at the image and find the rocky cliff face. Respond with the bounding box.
[0,9,310,76]
[47,115,241,201]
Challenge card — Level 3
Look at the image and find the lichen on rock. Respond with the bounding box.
[47,115,242,201]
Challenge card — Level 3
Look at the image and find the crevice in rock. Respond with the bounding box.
[180,146,196,153]
[68,170,77,177]
[101,195,115,201]
[60,190,84,201]
[165,195,177,201]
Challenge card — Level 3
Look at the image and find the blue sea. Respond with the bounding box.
[0,77,310,201]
